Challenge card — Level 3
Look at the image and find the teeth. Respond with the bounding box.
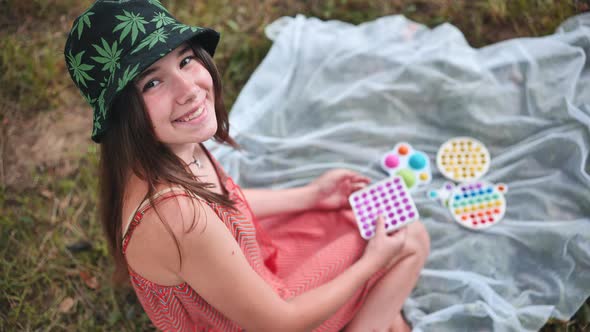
[177,105,204,122]
[187,105,204,120]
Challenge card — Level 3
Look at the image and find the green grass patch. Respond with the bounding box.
[1,32,65,112]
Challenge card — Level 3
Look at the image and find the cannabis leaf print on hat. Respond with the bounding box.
[64,0,220,142]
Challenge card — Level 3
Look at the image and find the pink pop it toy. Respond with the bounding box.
[349,176,420,240]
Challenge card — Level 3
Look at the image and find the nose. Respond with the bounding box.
[174,71,198,105]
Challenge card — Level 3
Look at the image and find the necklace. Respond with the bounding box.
[188,156,202,168]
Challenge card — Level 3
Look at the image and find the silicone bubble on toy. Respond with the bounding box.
[429,137,509,230]
[381,142,432,191]
[349,176,420,240]
[429,181,508,230]
[436,137,490,183]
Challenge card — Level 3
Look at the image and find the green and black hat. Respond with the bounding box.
[64,0,220,142]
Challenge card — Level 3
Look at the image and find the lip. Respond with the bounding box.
[172,103,208,126]
[173,101,206,122]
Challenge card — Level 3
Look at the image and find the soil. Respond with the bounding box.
[1,107,92,189]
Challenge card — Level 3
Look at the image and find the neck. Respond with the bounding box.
[168,142,203,165]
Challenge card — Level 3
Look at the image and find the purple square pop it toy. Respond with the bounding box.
[348,176,420,240]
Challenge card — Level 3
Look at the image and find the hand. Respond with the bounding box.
[361,215,408,273]
[308,169,371,210]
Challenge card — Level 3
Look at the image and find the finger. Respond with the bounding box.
[351,182,367,192]
[356,175,371,184]
[373,215,386,237]
[352,179,370,189]
[389,226,408,241]
[340,170,368,183]
[341,209,356,223]
[346,172,368,182]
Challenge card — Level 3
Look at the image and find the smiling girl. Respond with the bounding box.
[64,1,429,331]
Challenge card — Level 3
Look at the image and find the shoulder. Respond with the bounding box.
[122,173,215,236]
[141,188,214,238]
[123,182,223,285]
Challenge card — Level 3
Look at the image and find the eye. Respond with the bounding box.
[142,79,160,92]
[180,55,195,68]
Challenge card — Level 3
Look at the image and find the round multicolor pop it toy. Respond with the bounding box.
[381,142,431,190]
[436,137,490,182]
[429,181,508,230]
[349,176,420,240]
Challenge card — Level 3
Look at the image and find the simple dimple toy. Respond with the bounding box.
[428,181,508,230]
[381,142,432,190]
[349,176,420,240]
[436,137,490,182]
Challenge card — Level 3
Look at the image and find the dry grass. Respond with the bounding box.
[1,0,589,331]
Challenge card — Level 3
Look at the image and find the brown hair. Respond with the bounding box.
[99,42,239,284]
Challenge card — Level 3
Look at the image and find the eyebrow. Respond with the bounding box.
[177,45,193,57]
[134,45,194,85]
[135,67,157,85]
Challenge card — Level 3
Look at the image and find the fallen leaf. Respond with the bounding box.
[80,271,100,290]
[40,189,53,199]
[58,297,75,313]
[64,269,79,277]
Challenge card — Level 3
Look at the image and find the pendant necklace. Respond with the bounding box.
[188,156,202,168]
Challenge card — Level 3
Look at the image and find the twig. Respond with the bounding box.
[71,199,87,223]
[51,197,59,225]
[0,124,5,191]
[31,230,55,275]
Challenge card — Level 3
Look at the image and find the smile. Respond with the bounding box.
[174,104,205,123]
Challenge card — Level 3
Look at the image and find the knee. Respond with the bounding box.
[404,221,430,264]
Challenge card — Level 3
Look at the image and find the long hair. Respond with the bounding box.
[99,42,239,285]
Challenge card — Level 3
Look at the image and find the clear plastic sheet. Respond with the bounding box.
[209,13,590,331]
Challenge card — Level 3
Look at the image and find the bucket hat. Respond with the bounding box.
[64,0,220,142]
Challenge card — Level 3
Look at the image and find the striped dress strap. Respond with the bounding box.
[121,187,188,249]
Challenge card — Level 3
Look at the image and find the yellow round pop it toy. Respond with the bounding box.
[436,137,490,182]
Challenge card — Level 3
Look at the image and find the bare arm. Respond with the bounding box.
[241,186,316,219]
[140,195,405,332]
[241,169,371,219]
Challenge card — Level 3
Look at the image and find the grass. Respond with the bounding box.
[1,0,589,331]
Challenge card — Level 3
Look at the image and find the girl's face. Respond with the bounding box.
[135,43,217,148]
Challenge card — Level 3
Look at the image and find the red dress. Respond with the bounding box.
[122,152,385,331]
